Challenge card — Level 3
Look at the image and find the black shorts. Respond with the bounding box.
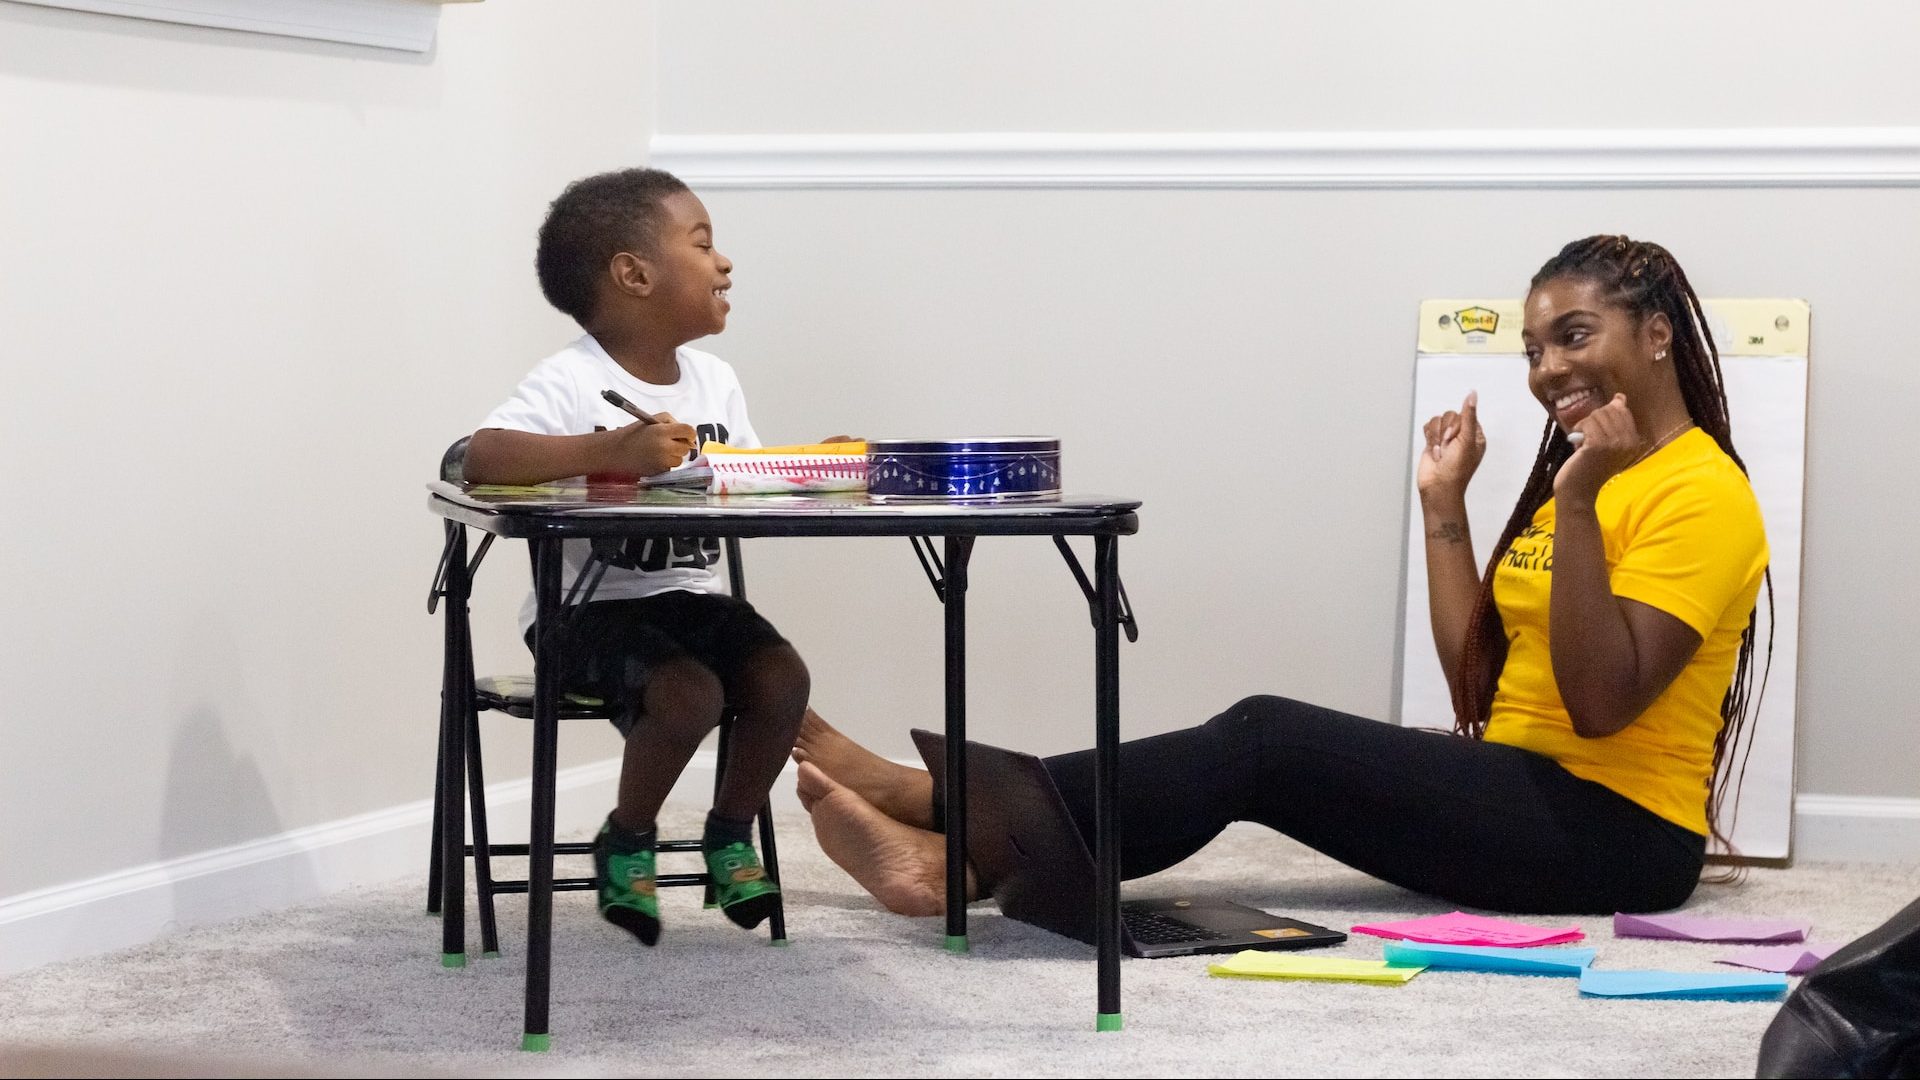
[525,590,790,738]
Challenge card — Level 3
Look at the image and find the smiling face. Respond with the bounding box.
[648,189,733,340]
[1522,276,1675,432]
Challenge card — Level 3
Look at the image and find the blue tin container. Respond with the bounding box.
[866,437,1062,502]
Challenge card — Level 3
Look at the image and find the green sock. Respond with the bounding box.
[595,815,660,946]
[704,838,780,931]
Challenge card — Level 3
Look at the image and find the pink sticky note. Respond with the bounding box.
[1716,943,1839,975]
[1350,911,1585,947]
[1613,913,1810,944]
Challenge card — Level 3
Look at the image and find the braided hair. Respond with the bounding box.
[1451,235,1773,857]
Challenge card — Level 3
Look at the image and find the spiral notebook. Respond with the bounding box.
[700,441,868,494]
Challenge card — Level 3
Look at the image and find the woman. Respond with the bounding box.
[797,235,1770,917]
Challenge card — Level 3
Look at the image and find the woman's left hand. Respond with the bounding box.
[1554,393,1641,505]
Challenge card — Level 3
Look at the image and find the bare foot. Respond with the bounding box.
[793,708,938,830]
[798,761,975,916]
[795,750,831,813]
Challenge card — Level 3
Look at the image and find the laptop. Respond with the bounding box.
[911,729,1347,959]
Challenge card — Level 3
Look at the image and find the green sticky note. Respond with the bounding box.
[1207,950,1424,985]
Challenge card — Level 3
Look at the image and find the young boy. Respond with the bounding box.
[465,168,809,945]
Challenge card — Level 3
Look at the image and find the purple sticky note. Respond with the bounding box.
[1613,912,1810,944]
[1352,911,1584,947]
[1716,943,1839,975]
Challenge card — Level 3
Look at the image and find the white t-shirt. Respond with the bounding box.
[479,334,762,633]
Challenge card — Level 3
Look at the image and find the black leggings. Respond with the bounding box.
[1026,695,1706,915]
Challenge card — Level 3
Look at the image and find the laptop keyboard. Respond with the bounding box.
[1122,909,1230,946]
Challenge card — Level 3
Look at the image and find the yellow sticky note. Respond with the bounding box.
[1206,951,1424,985]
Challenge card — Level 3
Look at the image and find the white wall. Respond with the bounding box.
[659,2,1920,134]
[0,0,654,902]
[653,2,1920,818]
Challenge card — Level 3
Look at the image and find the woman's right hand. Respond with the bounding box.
[1417,391,1486,501]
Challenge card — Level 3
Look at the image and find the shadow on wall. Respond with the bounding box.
[160,706,310,934]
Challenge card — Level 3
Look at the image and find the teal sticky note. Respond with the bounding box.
[1578,968,1788,1001]
[1384,941,1595,975]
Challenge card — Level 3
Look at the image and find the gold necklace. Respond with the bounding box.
[1623,420,1694,471]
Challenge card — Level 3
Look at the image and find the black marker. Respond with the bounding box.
[600,389,659,425]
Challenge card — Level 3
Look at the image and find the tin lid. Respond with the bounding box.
[865,437,1060,455]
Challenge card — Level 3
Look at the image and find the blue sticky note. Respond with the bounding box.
[1384,941,1596,975]
[1578,968,1789,1001]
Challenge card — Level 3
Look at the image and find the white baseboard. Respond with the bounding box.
[1793,794,1920,863]
[0,757,623,976]
[2,768,1910,975]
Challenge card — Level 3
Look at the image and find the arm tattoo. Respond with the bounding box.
[1427,522,1468,545]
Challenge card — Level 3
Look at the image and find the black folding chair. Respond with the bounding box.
[425,436,786,963]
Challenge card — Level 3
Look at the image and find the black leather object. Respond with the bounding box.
[1757,894,1920,1078]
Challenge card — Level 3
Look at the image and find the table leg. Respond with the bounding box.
[1093,535,1123,1031]
[427,738,444,915]
[438,524,469,968]
[942,535,974,953]
[522,538,562,1052]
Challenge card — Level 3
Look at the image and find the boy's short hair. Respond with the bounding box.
[535,168,691,326]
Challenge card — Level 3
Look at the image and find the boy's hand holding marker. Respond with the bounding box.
[601,388,697,475]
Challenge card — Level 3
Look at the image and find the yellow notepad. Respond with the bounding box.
[703,441,866,457]
[1206,951,1425,985]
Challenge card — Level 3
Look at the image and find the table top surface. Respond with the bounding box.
[427,481,1141,539]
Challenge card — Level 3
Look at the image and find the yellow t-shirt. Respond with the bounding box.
[1483,428,1768,835]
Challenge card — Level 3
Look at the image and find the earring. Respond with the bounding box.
[1655,350,1668,361]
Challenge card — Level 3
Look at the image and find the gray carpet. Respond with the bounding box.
[4,807,1916,1078]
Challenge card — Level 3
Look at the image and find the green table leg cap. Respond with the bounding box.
[482,950,500,959]
[440,952,466,969]
[943,934,970,954]
[520,1033,551,1053]
[1096,1012,1124,1032]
